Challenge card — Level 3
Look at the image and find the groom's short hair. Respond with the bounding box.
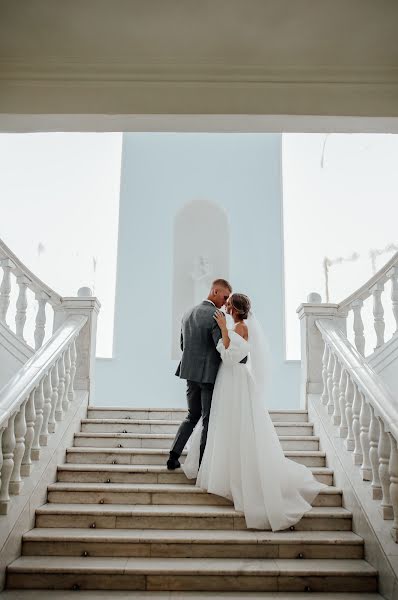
[212,278,232,293]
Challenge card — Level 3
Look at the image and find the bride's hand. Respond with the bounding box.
[214,310,227,331]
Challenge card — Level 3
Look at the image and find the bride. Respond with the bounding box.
[182,293,326,531]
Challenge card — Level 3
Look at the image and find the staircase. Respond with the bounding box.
[6,406,379,594]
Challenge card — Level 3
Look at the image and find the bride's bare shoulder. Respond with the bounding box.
[234,321,248,340]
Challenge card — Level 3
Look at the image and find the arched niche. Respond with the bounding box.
[172,199,230,359]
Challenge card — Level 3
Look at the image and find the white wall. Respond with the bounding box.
[95,133,300,409]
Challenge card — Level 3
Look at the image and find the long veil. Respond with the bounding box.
[245,311,271,406]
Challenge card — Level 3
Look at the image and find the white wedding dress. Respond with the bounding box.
[183,314,327,531]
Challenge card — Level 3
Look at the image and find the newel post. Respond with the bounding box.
[296,294,345,409]
[52,288,100,404]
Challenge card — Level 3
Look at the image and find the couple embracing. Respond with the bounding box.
[168,279,325,531]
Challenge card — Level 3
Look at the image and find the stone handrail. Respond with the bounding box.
[0,238,62,349]
[337,251,398,356]
[316,316,398,541]
[0,314,87,515]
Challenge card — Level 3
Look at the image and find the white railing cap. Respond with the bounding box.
[0,314,87,428]
[0,238,63,305]
[338,251,398,310]
[316,317,398,440]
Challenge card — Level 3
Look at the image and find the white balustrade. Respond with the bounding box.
[300,252,398,542]
[379,420,393,520]
[359,392,371,481]
[369,404,382,500]
[338,368,348,437]
[0,259,13,324]
[0,239,98,516]
[49,365,59,433]
[326,352,335,415]
[39,371,52,447]
[21,390,36,477]
[9,400,27,494]
[15,274,29,340]
[352,384,363,466]
[57,355,66,421]
[371,282,385,351]
[34,291,47,350]
[344,376,355,451]
[389,266,398,334]
[0,415,16,514]
[320,345,329,405]
[351,299,365,356]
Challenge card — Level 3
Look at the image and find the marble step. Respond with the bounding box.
[35,504,353,531]
[0,591,386,600]
[22,528,364,560]
[87,408,309,423]
[57,464,334,486]
[74,432,320,451]
[81,419,314,437]
[66,447,326,467]
[46,483,342,507]
[6,556,377,592]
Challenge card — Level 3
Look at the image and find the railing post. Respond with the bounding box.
[296,295,343,408]
[53,288,100,403]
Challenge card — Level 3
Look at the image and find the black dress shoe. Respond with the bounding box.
[167,457,181,470]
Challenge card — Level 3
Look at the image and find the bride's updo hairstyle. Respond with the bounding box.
[230,293,251,320]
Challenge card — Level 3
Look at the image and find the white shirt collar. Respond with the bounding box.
[204,299,216,307]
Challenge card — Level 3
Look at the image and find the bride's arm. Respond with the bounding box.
[214,310,230,349]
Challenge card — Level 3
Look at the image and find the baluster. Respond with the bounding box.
[49,364,59,433]
[21,389,36,476]
[68,340,77,403]
[0,414,16,514]
[0,427,4,501]
[34,291,47,350]
[379,419,393,519]
[389,433,398,542]
[40,372,52,446]
[359,393,372,481]
[320,344,329,405]
[369,405,382,499]
[9,400,27,494]
[388,266,398,335]
[352,384,363,465]
[326,352,335,415]
[339,369,348,437]
[331,359,341,423]
[0,259,14,324]
[351,299,365,356]
[372,282,385,350]
[31,379,44,460]
[345,376,355,451]
[56,355,66,421]
[63,347,71,411]
[15,275,29,340]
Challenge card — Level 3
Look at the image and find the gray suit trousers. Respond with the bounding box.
[170,380,213,464]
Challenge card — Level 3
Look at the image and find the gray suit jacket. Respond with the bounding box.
[175,301,222,385]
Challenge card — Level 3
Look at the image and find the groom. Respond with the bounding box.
[167,278,233,470]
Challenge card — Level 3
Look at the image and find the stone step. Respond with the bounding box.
[87,408,310,423]
[46,483,342,507]
[0,591,387,600]
[35,504,352,531]
[22,528,364,560]
[57,464,334,486]
[81,419,314,436]
[74,432,320,451]
[66,447,326,467]
[6,556,377,592]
